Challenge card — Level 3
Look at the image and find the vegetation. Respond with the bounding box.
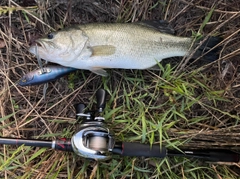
[0,0,240,178]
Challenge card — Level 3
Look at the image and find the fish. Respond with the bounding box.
[29,21,221,76]
[19,65,77,86]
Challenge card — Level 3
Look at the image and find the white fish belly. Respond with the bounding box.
[68,43,189,70]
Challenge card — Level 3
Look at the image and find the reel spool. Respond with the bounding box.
[71,125,114,160]
[88,136,108,151]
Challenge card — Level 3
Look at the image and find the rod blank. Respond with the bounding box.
[0,137,53,148]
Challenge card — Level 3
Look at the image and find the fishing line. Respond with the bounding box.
[43,83,48,100]
[35,45,49,99]
[35,44,44,73]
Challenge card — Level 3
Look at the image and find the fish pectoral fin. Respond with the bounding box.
[91,45,116,57]
[90,67,108,76]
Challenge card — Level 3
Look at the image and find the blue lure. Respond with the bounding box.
[19,65,78,86]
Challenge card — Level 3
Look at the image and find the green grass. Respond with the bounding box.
[1,68,239,179]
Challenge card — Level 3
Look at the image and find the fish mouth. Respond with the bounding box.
[30,39,45,48]
[29,39,59,55]
[35,40,59,50]
[29,40,46,55]
[35,40,45,49]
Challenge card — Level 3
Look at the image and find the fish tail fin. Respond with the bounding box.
[192,36,222,62]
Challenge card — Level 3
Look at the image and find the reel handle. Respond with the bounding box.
[96,89,107,112]
[75,103,86,114]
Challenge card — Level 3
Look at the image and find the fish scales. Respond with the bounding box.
[29,22,219,76]
[79,23,192,68]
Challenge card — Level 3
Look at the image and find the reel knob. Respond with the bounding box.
[75,103,91,119]
[96,89,107,112]
[75,103,85,114]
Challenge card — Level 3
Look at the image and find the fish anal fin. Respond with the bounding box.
[91,45,116,57]
[90,67,108,76]
[148,64,161,71]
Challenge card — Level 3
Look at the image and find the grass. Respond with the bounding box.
[1,0,240,178]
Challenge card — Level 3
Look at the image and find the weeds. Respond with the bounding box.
[0,5,37,15]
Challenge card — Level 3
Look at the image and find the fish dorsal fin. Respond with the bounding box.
[91,45,116,57]
[137,20,175,35]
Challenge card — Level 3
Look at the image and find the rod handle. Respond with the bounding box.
[187,149,240,162]
[112,142,167,158]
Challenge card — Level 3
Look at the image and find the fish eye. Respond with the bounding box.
[47,33,55,39]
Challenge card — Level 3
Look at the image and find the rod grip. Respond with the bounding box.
[113,142,167,158]
[195,150,240,162]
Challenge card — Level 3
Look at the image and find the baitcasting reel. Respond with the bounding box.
[71,89,115,160]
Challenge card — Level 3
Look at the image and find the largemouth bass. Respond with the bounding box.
[29,21,220,76]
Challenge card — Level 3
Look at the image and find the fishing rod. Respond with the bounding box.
[0,89,239,162]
